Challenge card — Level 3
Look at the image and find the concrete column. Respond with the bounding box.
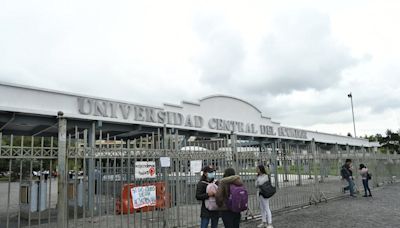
[87,122,96,212]
[57,113,67,228]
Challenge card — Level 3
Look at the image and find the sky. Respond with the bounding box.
[1,0,400,137]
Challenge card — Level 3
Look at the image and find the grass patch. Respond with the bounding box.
[0,176,10,182]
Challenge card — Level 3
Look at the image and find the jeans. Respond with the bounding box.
[201,217,219,228]
[362,179,372,196]
[220,211,241,228]
[344,178,355,195]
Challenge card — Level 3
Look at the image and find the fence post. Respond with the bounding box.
[283,142,289,182]
[162,125,169,228]
[272,139,279,189]
[174,130,181,227]
[355,146,361,190]
[57,112,67,228]
[387,150,392,184]
[372,147,379,187]
[362,146,367,187]
[362,146,366,161]
[311,139,318,182]
[319,146,325,183]
[87,122,96,215]
[311,139,320,202]
[307,143,312,179]
[230,132,238,172]
[335,143,341,177]
[296,144,302,186]
[345,144,350,181]
[259,140,267,165]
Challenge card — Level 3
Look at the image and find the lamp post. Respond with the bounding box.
[347,92,357,137]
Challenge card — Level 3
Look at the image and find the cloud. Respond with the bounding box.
[192,8,361,98]
[193,13,245,88]
[0,1,400,136]
[244,9,359,95]
[189,8,370,131]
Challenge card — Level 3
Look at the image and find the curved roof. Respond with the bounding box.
[200,95,262,114]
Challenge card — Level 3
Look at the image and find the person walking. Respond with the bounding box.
[255,165,273,228]
[359,164,372,197]
[215,168,245,228]
[196,166,219,228]
[341,159,356,197]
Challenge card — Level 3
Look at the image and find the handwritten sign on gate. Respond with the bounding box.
[135,161,156,179]
[131,185,157,209]
[190,160,202,174]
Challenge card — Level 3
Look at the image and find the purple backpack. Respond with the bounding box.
[226,184,248,212]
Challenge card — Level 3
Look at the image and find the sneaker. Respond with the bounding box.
[266,225,274,228]
[363,195,368,197]
[368,194,372,197]
[257,223,266,228]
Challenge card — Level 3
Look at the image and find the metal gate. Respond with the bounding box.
[1,119,400,228]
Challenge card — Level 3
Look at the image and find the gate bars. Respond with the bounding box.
[0,121,399,227]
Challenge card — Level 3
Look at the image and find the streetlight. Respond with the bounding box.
[347,92,357,137]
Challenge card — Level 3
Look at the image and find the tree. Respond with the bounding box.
[386,129,393,137]
[380,129,400,154]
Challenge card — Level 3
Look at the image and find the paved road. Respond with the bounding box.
[242,183,400,228]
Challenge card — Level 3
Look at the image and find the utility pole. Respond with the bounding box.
[348,92,357,137]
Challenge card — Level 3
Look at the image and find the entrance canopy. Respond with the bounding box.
[0,82,377,147]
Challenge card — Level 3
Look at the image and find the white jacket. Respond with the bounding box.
[256,174,269,196]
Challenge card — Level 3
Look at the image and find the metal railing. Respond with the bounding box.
[1,123,399,228]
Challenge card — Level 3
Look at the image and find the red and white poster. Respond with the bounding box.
[135,161,156,179]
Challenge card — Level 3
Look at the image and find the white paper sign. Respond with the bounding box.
[160,157,171,168]
[135,161,156,179]
[131,185,157,209]
[190,160,203,174]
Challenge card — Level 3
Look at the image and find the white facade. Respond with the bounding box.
[0,82,377,147]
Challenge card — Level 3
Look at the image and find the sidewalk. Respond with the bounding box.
[242,183,400,228]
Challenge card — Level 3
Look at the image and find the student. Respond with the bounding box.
[341,159,356,197]
[215,168,244,228]
[255,165,273,228]
[359,164,372,197]
[196,166,219,228]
